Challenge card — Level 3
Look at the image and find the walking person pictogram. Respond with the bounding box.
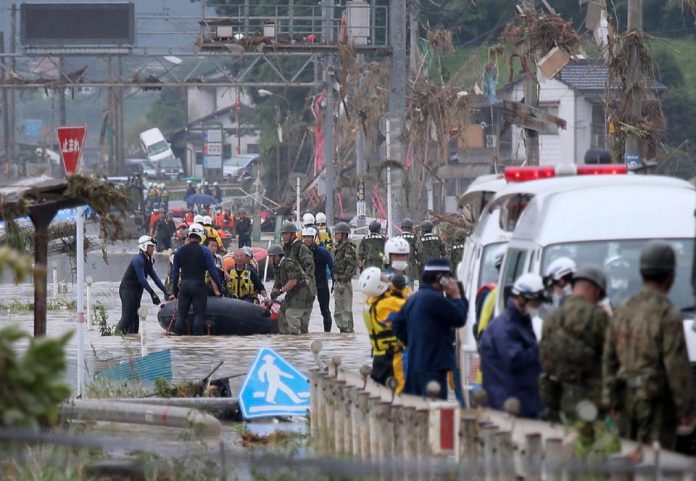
[258,354,302,404]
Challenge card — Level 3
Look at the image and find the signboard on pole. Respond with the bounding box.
[57,125,87,175]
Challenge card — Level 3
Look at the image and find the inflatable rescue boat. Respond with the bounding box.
[157,297,279,335]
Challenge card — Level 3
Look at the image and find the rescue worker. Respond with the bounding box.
[282,222,316,332]
[392,259,467,399]
[539,265,609,422]
[544,256,577,307]
[148,205,162,234]
[147,184,159,210]
[449,229,467,269]
[159,183,169,212]
[204,237,227,296]
[153,211,176,251]
[383,236,412,291]
[227,248,267,302]
[235,208,252,248]
[116,235,170,335]
[315,212,333,250]
[171,224,223,335]
[479,273,546,418]
[398,218,419,283]
[185,180,196,209]
[416,220,446,272]
[302,212,316,228]
[602,241,695,449]
[332,222,358,333]
[203,181,212,196]
[184,208,194,225]
[214,181,223,203]
[303,227,334,332]
[269,244,312,335]
[360,267,408,392]
[202,215,225,253]
[357,221,386,270]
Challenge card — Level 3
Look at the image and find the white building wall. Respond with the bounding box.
[507,77,577,166]
[187,87,217,121]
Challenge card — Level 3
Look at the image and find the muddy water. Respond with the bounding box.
[0,246,372,395]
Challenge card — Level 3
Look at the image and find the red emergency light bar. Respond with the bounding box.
[504,164,628,182]
[504,166,555,182]
[576,164,628,175]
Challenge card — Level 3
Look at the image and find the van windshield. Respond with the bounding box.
[542,239,695,311]
[148,141,170,156]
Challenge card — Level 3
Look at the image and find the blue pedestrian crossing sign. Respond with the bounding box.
[238,347,310,419]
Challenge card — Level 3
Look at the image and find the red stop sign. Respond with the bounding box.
[57,125,87,175]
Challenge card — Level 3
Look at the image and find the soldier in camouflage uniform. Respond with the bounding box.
[268,244,312,335]
[398,218,420,284]
[603,241,695,449]
[539,265,609,422]
[449,229,467,269]
[281,221,315,333]
[332,222,358,333]
[357,221,386,271]
[416,220,446,272]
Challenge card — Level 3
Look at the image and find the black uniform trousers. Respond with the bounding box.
[175,280,208,335]
[316,280,333,332]
[238,234,251,248]
[117,284,143,334]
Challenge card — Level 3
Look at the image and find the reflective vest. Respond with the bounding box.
[227,268,256,299]
[316,229,333,250]
[204,225,224,249]
[363,291,405,356]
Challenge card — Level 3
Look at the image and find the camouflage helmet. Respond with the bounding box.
[401,218,414,230]
[281,221,298,234]
[333,222,351,234]
[639,240,676,276]
[369,220,381,233]
[454,229,467,242]
[572,265,608,294]
[420,220,433,233]
[267,244,284,256]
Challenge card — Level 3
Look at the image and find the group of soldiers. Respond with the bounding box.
[356,218,468,281]
[475,241,694,452]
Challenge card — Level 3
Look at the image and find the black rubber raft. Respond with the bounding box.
[157,297,279,335]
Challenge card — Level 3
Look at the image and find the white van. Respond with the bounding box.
[496,174,696,359]
[140,128,174,163]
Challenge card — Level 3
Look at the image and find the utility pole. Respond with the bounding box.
[1,33,9,167]
[9,4,17,166]
[355,54,366,228]
[388,0,407,223]
[522,0,540,165]
[624,0,643,166]
[408,0,420,75]
[58,57,66,125]
[323,0,336,226]
[116,55,125,173]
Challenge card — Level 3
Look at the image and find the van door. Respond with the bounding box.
[496,246,531,313]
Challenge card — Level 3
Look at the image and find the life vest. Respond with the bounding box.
[316,229,333,249]
[227,268,256,299]
[362,292,404,356]
[204,225,224,249]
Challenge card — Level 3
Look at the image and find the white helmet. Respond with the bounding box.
[214,181,219,186]
[315,212,327,224]
[138,235,156,252]
[301,227,317,238]
[511,273,547,301]
[188,224,206,240]
[193,214,204,225]
[359,267,389,297]
[302,213,316,226]
[545,257,577,284]
[384,237,410,258]
[160,183,165,189]
[202,215,213,226]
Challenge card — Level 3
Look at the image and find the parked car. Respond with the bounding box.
[222,154,258,182]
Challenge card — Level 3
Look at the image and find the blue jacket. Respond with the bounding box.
[393,284,467,374]
[120,252,166,296]
[479,300,542,418]
[311,244,333,284]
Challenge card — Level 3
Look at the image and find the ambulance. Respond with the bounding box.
[494,168,696,359]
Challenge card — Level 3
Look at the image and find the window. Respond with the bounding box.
[498,248,530,309]
[223,144,232,158]
[539,102,560,135]
[591,104,606,148]
[246,143,258,154]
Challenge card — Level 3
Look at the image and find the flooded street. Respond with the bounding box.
[0,245,372,396]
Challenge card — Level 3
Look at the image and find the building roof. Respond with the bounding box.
[556,59,665,92]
